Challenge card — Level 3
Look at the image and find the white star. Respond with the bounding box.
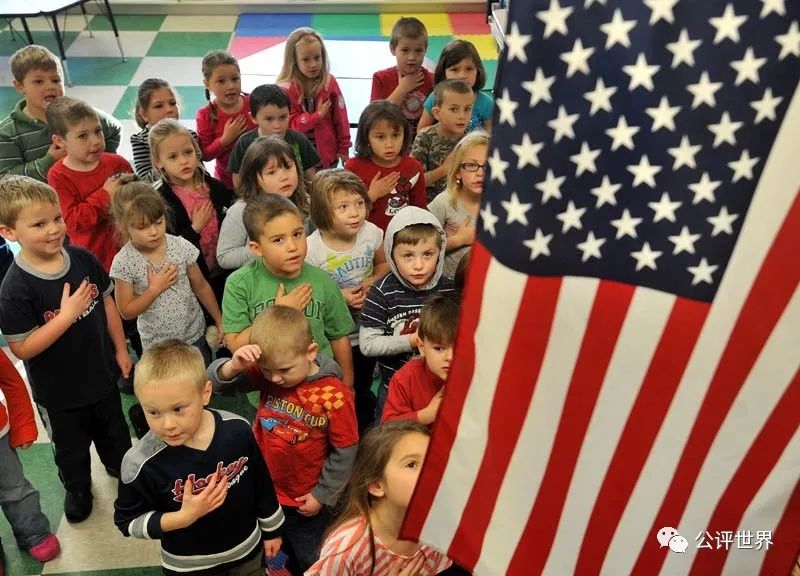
[577,231,606,262]
[728,150,760,182]
[627,155,662,188]
[561,38,595,78]
[687,71,723,109]
[570,142,601,176]
[547,105,580,142]
[505,22,533,63]
[667,135,701,169]
[584,77,617,115]
[623,53,660,91]
[708,111,743,147]
[600,9,636,49]
[776,22,800,59]
[535,170,565,204]
[760,0,785,18]
[631,242,663,271]
[591,176,621,208]
[688,258,719,286]
[496,88,519,127]
[610,208,643,239]
[585,0,606,6]
[668,226,701,254]
[488,148,509,185]
[707,206,739,236]
[643,0,680,24]
[731,47,767,85]
[510,133,543,169]
[689,172,721,204]
[751,87,784,123]
[606,115,640,150]
[480,203,499,237]
[648,192,682,223]
[502,192,533,225]
[710,4,747,44]
[556,201,586,233]
[537,0,574,38]
[524,229,553,260]
[666,29,702,68]
[522,68,556,107]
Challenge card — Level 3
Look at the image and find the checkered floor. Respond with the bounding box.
[0,11,495,576]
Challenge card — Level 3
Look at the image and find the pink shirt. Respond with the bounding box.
[195,94,257,189]
[171,182,219,272]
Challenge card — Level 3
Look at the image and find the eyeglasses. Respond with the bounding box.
[460,162,487,173]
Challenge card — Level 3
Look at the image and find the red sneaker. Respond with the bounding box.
[28,533,60,563]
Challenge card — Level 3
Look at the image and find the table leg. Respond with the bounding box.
[101,0,127,61]
[21,18,35,44]
[50,15,72,87]
[80,3,94,38]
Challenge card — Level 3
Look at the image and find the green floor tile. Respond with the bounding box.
[147,32,232,57]
[483,58,498,90]
[312,13,381,37]
[0,87,20,119]
[66,57,143,86]
[425,35,455,66]
[90,14,166,32]
[0,31,79,58]
[112,85,210,123]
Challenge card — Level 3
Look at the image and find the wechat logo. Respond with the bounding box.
[657,527,689,553]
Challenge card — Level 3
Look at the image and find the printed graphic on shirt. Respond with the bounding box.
[319,250,375,289]
[402,90,427,120]
[259,386,347,445]
[43,277,100,323]
[170,457,249,502]
[386,172,421,216]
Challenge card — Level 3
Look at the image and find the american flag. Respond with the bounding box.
[402,0,800,574]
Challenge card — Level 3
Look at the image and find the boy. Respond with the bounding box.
[209,305,358,572]
[46,96,132,272]
[360,206,455,420]
[411,79,473,203]
[371,17,433,137]
[0,45,122,182]
[381,294,457,425]
[114,340,284,575]
[228,83,320,188]
[221,194,355,387]
[0,176,133,524]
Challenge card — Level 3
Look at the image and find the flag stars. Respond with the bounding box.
[669,226,701,254]
[667,136,701,169]
[776,22,800,59]
[591,176,621,208]
[600,9,636,49]
[623,53,660,91]
[611,208,643,239]
[577,231,606,262]
[570,142,601,176]
[731,48,767,86]
[511,133,543,168]
[646,96,680,131]
[548,105,580,142]
[751,88,783,123]
[759,0,785,18]
[561,39,595,78]
[522,68,555,107]
[687,72,723,109]
[708,112,743,147]
[488,148,509,185]
[666,29,701,68]
[648,192,682,223]
[505,22,532,63]
[627,155,662,188]
[524,229,553,260]
[501,192,533,225]
[728,150,760,182]
[537,0,574,38]
[688,258,719,285]
[606,115,640,150]
[480,203,499,237]
[707,206,739,236]
[496,89,519,126]
[536,170,566,204]
[643,0,680,25]
[556,201,586,232]
[584,77,617,115]
[689,172,722,204]
[631,242,663,271]
[710,4,747,44]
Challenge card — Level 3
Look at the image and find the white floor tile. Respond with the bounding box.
[65,85,128,119]
[23,15,89,33]
[131,57,205,87]
[160,15,238,32]
[66,31,157,58]
[0,57,14,87]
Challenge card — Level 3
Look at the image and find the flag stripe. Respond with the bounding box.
[757,457,800,576]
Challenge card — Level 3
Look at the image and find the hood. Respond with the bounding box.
[308,352,344,382]
[384,206,447,291]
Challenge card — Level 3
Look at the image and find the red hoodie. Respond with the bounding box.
[0,349,37,447]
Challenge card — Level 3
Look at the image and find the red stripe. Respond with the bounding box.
[690,371,800,575]
[507,280,636,574]
[633,190,800,573]
[445,274,562,570]
[761,470,800,576]
[574,297,710,573]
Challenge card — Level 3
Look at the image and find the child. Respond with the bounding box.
[221,194,355,387]
[344,101,426,232]
[209,306,358,572]
[306,421,451,575]
[228,83,320,188]
[371,17,433,138]
[0,175,133,524]
[453,252,470,298]
[0,349,60,565]
[359,206,454,420]
[0,45,121,182]
[417,40,493,133]
[196,50,257,190]
[276,28,351,169]
[427,130,489,278]
[412,79,473,203]
[114,340,284,575]
[130,78,199,182]
[306,169,390,432]
[109,183,224,365]
[45,96,133,272]
[217,136,309,270]
[381,294,457,425]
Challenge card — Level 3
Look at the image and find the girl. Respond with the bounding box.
[195,50,257,189]
[344,101,426,232]
[109,182,223,365]
[306,421,452,575]
[276,27,351,169]
[417,40,492,133]
[217,135,309,270]
[428,131,489,279]
[306,169,390,432]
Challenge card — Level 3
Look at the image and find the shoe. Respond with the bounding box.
[28,533,60,563]
[64,490,93,523]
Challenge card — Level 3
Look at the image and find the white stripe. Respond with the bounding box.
[475,276,598,575]
[545,287,675,576]
[604,84,800,574]
[662,287,800,574]
[419,258,528,553]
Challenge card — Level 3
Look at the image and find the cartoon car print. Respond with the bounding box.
[260,417,309,445]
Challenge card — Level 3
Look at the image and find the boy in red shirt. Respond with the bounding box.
[381,294,457,426]
[208,305,358,573]
[46,97,132,271]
